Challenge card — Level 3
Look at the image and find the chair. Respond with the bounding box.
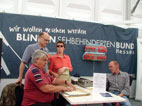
[0,83,24,106]
[129,75,135,87]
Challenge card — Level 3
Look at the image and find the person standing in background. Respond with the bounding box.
[49,41,72,84]
[49,41,73,106]
[16,32,50,84]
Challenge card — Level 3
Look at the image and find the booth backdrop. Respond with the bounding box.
[0,13,138,78]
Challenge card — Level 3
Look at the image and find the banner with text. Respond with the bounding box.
[0,13,138,78]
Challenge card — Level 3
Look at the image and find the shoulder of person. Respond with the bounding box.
[120,71,128,74]
[26,43,37,48]
[120,71,129,76]
[51,54,57,58]
[28,67,41,76]
[45,47,49,52]
[107,73,112,77]
[64,54,70,58]
[52,53,63,58]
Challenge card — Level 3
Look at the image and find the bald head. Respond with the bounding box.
[38,32,50,48]
[39,32,50,38]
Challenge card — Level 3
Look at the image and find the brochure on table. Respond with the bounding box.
[93,73,106,93]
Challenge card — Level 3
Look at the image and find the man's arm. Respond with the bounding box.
[52,78,76,91]
[39,84,72,93]
[67,56,73,72]
[49,71,59,78]
[16,45,32,84]
[16,62,26,84]
[40,78,76,93]
[120,73,130,96]
[118,93,124,97]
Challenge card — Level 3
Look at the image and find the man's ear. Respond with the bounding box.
[117,63,119,67]
[35,58,39,62]
[116,64,119,69]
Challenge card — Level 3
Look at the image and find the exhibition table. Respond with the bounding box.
[61,77,126,106]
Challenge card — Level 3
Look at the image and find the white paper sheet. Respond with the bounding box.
[93,73,106,93]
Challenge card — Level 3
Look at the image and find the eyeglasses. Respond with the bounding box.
[42,37,50,42]
[56,45,64,48]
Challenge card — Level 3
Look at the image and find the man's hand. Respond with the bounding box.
[61,86,73,92]
[49,71,59,78]
[66,81,76,91]
[16,76,22,84]
[118,93,124,97]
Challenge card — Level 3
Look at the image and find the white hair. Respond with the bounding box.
[32,50,48,63]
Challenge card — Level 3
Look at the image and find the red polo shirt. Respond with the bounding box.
[22,64,54,106]
[49,54,73,73]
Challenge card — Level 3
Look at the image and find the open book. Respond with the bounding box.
[64,88,90,96]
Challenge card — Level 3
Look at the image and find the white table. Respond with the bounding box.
[61,83,126,106]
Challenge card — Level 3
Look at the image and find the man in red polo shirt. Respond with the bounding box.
[22,50,76,106]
